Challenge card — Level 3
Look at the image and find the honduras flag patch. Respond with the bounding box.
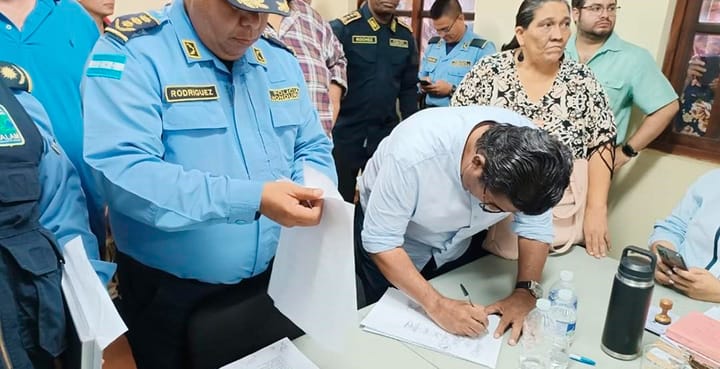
[86,54,127,80]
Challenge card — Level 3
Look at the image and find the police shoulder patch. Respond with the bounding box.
[338,11,361,25]
[396,18,412,32]
[105,12,163,43]
[261,31,295,56]
[0,62,32,92]
[469,38,489,49]
[428,36,441,44]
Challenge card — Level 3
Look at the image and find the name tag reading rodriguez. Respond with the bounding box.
[269,86,300,102]
[164,85,218,103]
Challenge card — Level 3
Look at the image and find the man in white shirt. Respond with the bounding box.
[356,106,573,345]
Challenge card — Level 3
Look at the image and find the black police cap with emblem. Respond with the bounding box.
[226,0,290,16]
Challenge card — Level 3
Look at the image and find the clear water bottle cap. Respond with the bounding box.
[560,270,574,282]
[558,289,573,302]
[536,298,551,310]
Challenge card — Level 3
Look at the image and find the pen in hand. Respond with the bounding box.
[460,283,474,307]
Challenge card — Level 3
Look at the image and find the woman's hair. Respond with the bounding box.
[474,124,573,215]
[501,0,571,51]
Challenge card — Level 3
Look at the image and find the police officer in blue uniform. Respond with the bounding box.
[419,0,495,108]
[330,0,419,202]
[81,0,336,368]
[0,62,114,369]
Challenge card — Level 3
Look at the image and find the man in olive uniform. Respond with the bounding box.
[331,0,419,202]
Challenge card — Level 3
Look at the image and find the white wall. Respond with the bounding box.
[474,0,719,259]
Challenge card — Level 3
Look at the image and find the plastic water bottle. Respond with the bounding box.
[519,299,552,369]
[549,289,577,369]
[548,270,577,309]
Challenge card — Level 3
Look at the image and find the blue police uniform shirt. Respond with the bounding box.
[0,0,105,242]
[14,90,115,285]
[358,106,553,270]
[420,28,496,107]
[649,169,720,277]
[82,1,336,284]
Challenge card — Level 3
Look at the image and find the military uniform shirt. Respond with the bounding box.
[82,0,335,284]
[420,28,496,107]
[330,4,419,162]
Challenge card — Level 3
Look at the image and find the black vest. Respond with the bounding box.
[0,76,66,369]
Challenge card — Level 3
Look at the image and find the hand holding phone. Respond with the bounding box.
[656,245,689,271]
[419,79,432,87]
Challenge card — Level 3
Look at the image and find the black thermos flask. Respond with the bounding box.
[601,246,657,360]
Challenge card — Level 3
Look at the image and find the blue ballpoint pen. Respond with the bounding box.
[569,354,596,366]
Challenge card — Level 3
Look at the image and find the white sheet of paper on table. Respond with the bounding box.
[61,236,127,349]
[360,288,503,368]
[220,337,319,369]
[268,164,357,352]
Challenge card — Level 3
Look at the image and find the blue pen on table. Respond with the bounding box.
[459,283,474,307]
[569,354,596,366]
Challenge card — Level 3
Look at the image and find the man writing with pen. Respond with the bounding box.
[354,106,573,344]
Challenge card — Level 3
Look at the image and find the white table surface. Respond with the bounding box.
[294,247,716,368]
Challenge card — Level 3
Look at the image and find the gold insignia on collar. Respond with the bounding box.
[234,0,269,9]
[182,40,201,59]
[253,47,266,64]
[390,19,397,33]
[368,17,380,31]
[389,38,408,48]
[269,86,300,102]
[276,0,289,13]
[352,35,377,44]
[463,42,469,49]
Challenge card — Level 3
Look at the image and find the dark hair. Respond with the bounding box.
[474,124,573,215]
[571,0,585,8]
[430,0,462,20]
[501,0,572,51]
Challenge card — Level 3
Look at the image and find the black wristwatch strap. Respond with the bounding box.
[622,143,638,157]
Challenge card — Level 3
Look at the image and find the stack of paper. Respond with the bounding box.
[268,164,357,352]
[361,288,503,368]
[220,337,319,369]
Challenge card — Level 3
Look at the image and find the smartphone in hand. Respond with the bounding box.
[418,79,432,87]
[656,245,689,271]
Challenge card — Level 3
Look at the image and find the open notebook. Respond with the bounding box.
[360,288,503,368]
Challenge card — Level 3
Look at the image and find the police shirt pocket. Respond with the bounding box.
[162,103,229,132]
[0,163,41,203]
[0,231,65,355]
[602,79,624,90]
[350,46,377,64]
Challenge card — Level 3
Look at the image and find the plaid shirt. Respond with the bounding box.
[266,0,348,137]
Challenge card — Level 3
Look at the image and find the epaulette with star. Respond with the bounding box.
[261,30,295,56]
[0,62,32,92]
[338,10,362,25]
[105,12,163,43]
[396,18,412,32]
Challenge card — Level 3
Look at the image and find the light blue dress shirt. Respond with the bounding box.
[15,90,115,285]
[358,106,553,270]
[649,169,720,277]
[419,28,496,107]
[82,0,336,284]
[0,0,104,233]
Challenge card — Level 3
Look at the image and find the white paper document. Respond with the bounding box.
[705,306,720,321]
[268,165,357,352]
[220,337,319,369]
[361,288,503,368]
[61,236,127,349]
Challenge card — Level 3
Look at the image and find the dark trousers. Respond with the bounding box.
[116,253,302,369]
[333,148,366,203]
[354,205,489,306]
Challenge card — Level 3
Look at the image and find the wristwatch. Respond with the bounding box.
[515,280,543,299]
[450,84,457,96]
[621,143,638,158]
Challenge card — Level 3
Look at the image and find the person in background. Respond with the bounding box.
[451,0,617,259]
[0,0,107,246]
[356,106,572,343]
[79,0,116,32]
[419,0,495,108]
[0,61,114,369]
[566,0,678,168]
[649,169,720,303]
[267,0,348,137]
[330,0,418,202]
[81,0,335,367]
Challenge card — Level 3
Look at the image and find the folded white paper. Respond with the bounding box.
[220,337,318,369]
